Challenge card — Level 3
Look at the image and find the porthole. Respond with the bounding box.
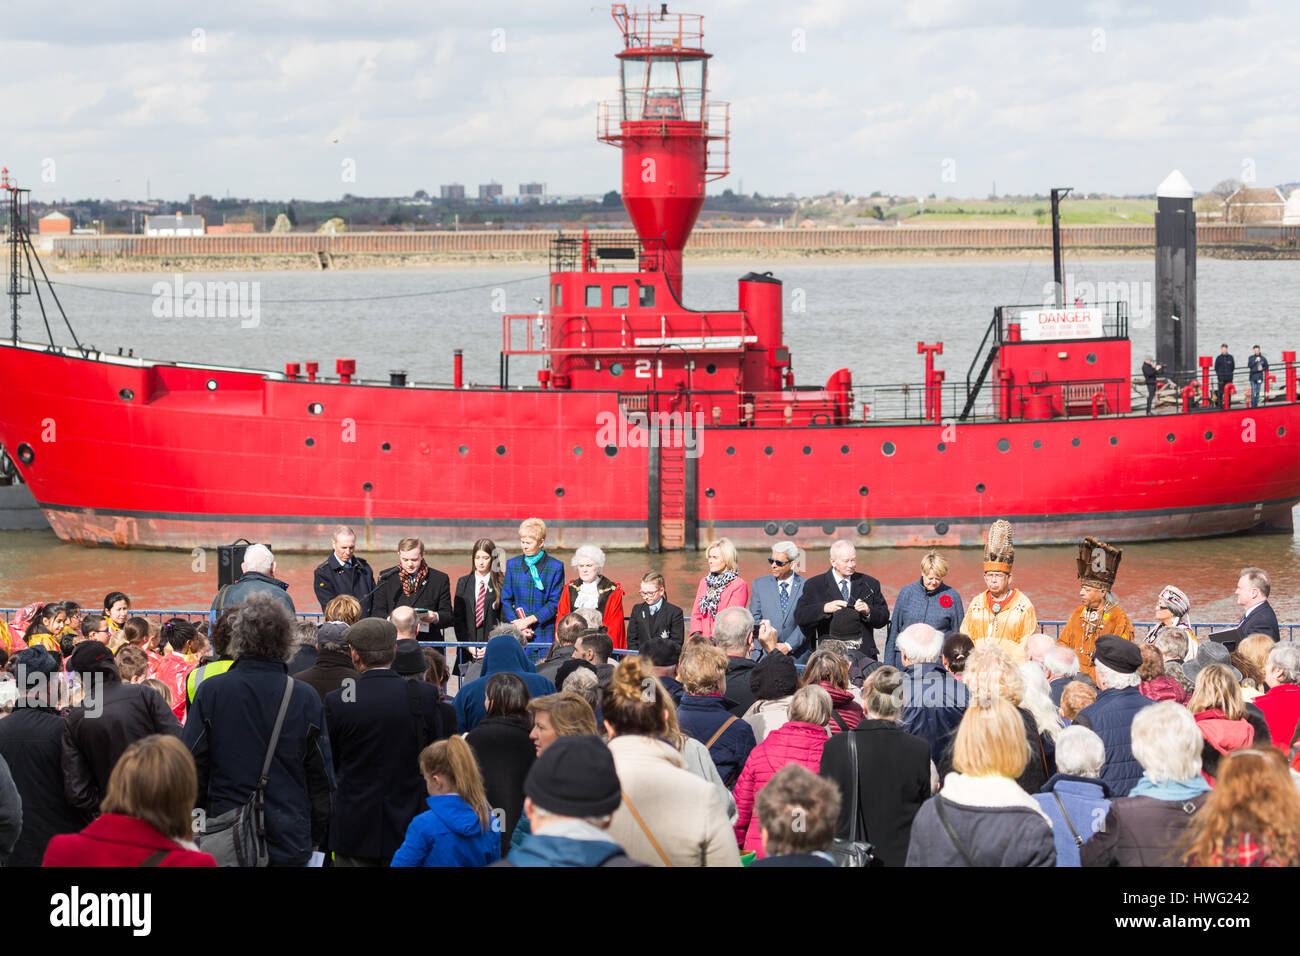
[1166,433,1176,443]
[381,442,391,451]
[726,446,735,455]
[705,363,717,375]
[802,446,812,455]
[975,482,986,493]
[1279,427,1287,437]
[840,445,849,454]
[555,487,565,497]
[609,363,623,377]
[604,445,618,458]
[362,482,373,492]
[573,446,583,456]
[496,445,507,456]
[305,437,315,447]
[1071,438,1080,447]
[1085,353,1097,365]
[1032,440,1042,449]
[764,446,774,456]
[206,379,218,391]
[822,523,836,534]
[705,488,715,498]
[458,445,468,455]
[937,442,946,452]
[782,522,798,535]
[15,443,34,465]
[996,438,1010,452]
[118,388,134,401]
[858,486,869,496]
[856,522,871,536]
[1108,436,1118,446]
[764,522,779,536]
[935,521,949,535]
[1204,431,1213,440]
[881,441,896,457]
[308,402,323,415]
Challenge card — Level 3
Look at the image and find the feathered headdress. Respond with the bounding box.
[983,520,1015,573]
[1077,536,1122,591]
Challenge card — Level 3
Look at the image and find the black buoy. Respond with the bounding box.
[1155,170,1197,383]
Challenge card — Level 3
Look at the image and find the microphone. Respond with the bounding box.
[360,566,400,602]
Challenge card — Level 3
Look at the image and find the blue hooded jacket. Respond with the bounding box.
[454,636,556,732]
[390,794,501,868]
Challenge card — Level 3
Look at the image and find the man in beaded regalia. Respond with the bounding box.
[960,520,1038,664]
[1059,536,1136,680]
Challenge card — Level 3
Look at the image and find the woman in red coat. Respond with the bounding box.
[44,734,215,867]
[733,684,833,858]
[555,544,626,650]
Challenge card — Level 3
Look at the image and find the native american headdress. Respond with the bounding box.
[1077,536,1122,591]
[983,520,1015,574]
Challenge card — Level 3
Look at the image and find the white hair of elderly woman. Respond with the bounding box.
[1018,662,1064,741]
[571,545,607,570]
[1054,725,1106,778]
[897,622,943,664]
[1044,646,1079,679]
[1130,701,1202,785]
[575,608,603,629]
[1094,659,1142,691]
[1268,643,1300,685]
[788,684,832,726]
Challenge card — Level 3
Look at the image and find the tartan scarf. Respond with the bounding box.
[400,560,429,597]
[700,569,738,619]
[524,550,547,591]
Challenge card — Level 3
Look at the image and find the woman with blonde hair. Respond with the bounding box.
[324,593,362,625]
[961,644,1053,790]
[527,692,598,757]
[689,538,749,639]
[601,656,741,866]
[43,735,215,866]
[677,644,756,784]
[798,649,864,734]
[884,550,964,668]
[391,736,501,867]
[555,545,627,649]
[1187,664,1257,780]
[1184,748,1300,867]
[1233,633,1273,700]
[905,697,1055,866]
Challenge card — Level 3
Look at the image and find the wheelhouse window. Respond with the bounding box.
[612,285,629,309]
[639,284,656,308]
[553,284,562,308]
[585,286,602,308]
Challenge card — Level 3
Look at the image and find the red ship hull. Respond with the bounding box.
[1,342,1295,552]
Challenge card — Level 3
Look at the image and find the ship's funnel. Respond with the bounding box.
[1155,169,1196,382]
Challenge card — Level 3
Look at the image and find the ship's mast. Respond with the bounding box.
[1051,186,1071,308]
[2,168,28,344]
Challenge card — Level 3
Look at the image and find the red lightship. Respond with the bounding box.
[2,5,1299,553]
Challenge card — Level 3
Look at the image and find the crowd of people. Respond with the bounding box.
[1,515,1299,868]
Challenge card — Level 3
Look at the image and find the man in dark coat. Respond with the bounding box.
[313,525,376,617]
[62,642,182,817]
[1235,566,1281,642]
[641,637,685,703]
[626,572,685,652]
[1248,345,1269,407]
[895,623,968,764]
[1141,357,1164,414]
[712,606,760,717]
[1214,343,1234,404]
[0,649,88,865]
[294,621,359,701]
[535,613,584,685]
[794,540,890,657]
[371,539,453,639]
[1072,636,1154,799]
[325,618,445,866]
[184,594,334,867]
[211,543,296,616]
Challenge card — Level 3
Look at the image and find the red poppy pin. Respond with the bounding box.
[939,594,953,608]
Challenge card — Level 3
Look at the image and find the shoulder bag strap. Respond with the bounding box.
[621,790,673,867]
[703,715,738,751]
[1036,728,1050,777]
[1051,791,1084,848]
[830,709,848,733]
[407,678,429,753]
[934,797,977,867]
[137,849,169,867]
[846,728,861,844]
[1288,712,1300,762]
[257,676,295,790]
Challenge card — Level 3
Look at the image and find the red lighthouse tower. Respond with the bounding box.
[598,4,729,299]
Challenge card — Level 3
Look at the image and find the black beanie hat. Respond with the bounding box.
[524,735,622,817]
[555,658,598,688]
[750,652,798,700]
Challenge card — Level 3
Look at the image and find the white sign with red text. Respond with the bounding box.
[1013,308,1105,340]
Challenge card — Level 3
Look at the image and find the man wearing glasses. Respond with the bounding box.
[625,572,684,652]
[750,541,808,662]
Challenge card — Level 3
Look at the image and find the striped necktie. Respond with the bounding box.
[840,579,849,603]
[476,581,486,628]
[779,581,789,616]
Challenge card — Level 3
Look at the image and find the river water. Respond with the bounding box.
[4,256,1300,623]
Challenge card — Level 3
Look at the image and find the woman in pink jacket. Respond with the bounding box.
[690,538,749,639]
[733,684,832,858]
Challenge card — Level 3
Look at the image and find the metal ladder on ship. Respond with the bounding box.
[649,440,698,552]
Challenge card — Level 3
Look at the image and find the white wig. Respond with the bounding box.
[572,544,607,570]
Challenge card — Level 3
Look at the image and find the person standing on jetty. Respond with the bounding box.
[961,520,1038,663]
[1060,537,1135,680]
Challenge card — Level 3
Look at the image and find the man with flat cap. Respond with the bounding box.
[1073,635,1154,799]
[325,618,446,866]
[1060,536,1135,681]
[294,621,358,702]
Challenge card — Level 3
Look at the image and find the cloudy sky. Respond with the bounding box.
[5,1,1296,203]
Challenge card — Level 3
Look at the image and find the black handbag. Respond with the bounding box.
[197,676,294,867]
[831,730,876,867]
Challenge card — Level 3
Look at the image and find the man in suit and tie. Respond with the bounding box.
[1236,566,1281,642]
[749,541,808,662]
[313,526,377,617]
[793,540,890,658]
[625,572,685,651]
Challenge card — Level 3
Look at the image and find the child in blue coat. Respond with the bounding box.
[391,736,502,867]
